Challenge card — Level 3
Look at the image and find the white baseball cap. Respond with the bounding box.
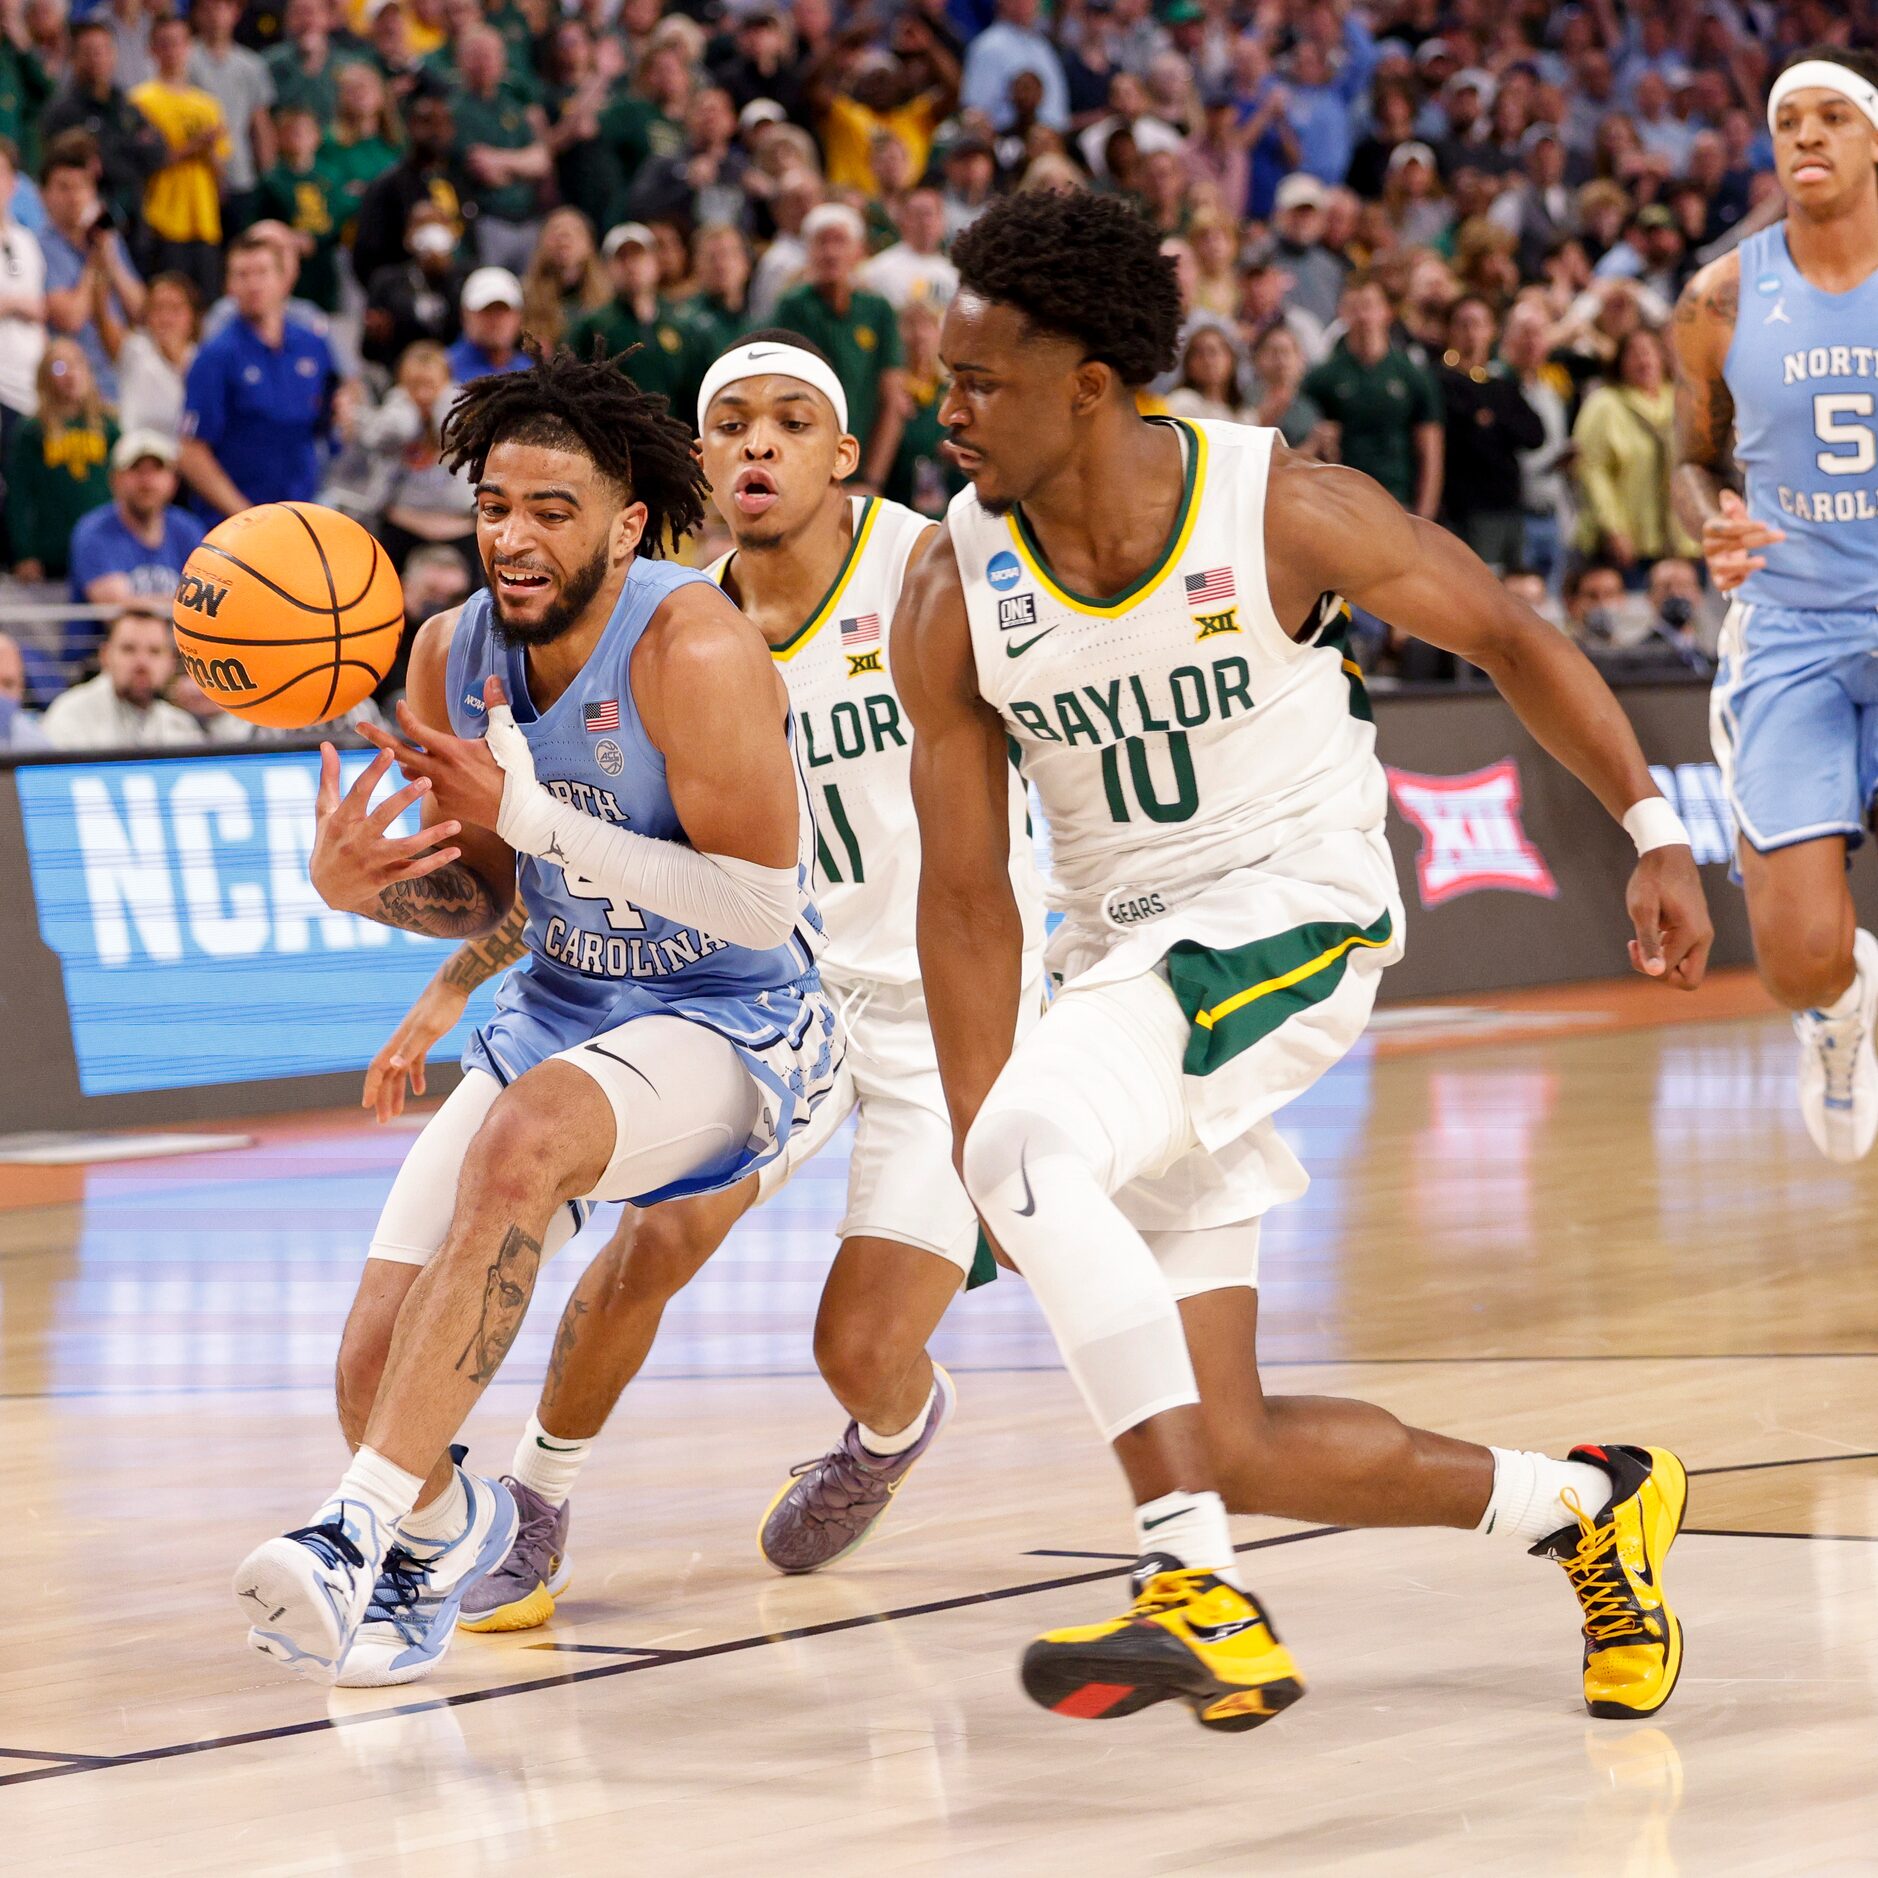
[1273,173,1327,213]
[112,428,179,470]
[461,266,523,311]
[802,201,865,243]
[602,221,657,258]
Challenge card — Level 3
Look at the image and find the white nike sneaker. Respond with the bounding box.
[234,1497,392,1680]
[336,1466,519,1687]
[1794,927,1878,1164]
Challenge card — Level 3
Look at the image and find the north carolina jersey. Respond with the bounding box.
[711,493,1044,984]
[951,418,1387,931]
[1725,224,1878,612]
[444,557,825,1056]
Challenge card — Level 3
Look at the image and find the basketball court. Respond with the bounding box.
[2,967,1871,1874]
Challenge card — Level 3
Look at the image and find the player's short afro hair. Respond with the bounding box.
[950,189,1182,389]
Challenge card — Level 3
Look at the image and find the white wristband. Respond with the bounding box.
[1622,797,1690,856]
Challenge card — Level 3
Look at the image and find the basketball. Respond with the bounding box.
[170,503,405,729]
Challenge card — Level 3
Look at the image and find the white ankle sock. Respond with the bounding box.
[1818,973,1861,1019]
[511,1413,593,1508]
[1134,1489,1242,1588]
[858,1384,935,1459]
[334,1446,425,1541]
[399,1465,468,1544]
[1477,1448,1613,1544]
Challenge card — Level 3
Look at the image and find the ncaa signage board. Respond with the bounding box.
[12,750,498,1096]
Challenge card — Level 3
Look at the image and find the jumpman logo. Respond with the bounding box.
[544,832,568,866]
[1765,298,1791,325]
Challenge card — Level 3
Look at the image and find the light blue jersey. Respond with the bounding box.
[1725,223,1878,613]
[442,558,839,1203]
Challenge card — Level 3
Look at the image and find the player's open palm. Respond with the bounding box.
[309,744,464,917]
[362,977,466,1122]
[1624,846,1713,991]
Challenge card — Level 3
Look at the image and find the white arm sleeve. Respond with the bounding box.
[484,705,799,951]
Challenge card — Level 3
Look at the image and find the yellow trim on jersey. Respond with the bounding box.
[1004,420,1209,619]
[709,496,883,665]
[1193,928,1394,1031]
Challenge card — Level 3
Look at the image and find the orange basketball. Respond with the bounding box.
[170,502,405,729]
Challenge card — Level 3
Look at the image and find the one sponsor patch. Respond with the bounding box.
[998,593,1038,630]
[987,550,1022,592]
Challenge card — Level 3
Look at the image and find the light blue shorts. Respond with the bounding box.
[1711,600,1878,853]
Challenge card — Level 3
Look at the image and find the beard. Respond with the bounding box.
[488,540,612,647]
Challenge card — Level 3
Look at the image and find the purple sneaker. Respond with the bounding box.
[456,1479,571,1632]
[758,1365,957,1574]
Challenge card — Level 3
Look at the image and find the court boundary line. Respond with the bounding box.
[0,1526,1349,1789]
[1683,1528,1878,1543]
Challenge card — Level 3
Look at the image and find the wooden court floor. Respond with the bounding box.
[2,971,1874,1876]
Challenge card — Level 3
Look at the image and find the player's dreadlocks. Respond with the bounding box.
[440,340,710,555]
[951,190,1182,389]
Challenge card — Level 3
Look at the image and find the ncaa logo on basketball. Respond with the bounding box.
[594,738,625,777]
[987,550,1022,592]
[1385,759,1558,908]
[175,572,231,618]
[998,593,1037,630]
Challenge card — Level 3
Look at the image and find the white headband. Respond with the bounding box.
[1768,60,1878,136]
[696,342,849,434]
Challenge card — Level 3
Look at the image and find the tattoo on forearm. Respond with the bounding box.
[544,1297,588,1398]
[457,1223,543,1384]
[440,898,529,992]
[375,862,498,938]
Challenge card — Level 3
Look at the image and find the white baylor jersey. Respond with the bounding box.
[949,418,1388,929]
[713,494,1044,985]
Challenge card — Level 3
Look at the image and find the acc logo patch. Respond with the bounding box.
[594,738,625,777]
[987,550,1022,592]
[998,593,1037,629]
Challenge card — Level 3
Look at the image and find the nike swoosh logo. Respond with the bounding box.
[1005,627,1058,659]
[1188,1615,1261,1644]
[1014,1146,1036,1217]
[535,1438,582,1452]
[1631,1545,1656,1591]
[1141,1509,1186,1531]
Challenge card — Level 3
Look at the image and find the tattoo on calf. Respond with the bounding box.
[545,1298,588,1397]
[457,1224,543,1384]
[377,862,498,938]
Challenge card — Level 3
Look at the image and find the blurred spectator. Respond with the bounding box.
[1186,213,1237,317]
[681,219,751,354]
[452,26,549,272]
[885,294,955,517]
[1246,321,1326,455]
[742,161,817,317]
[626,83,749,233]
[772,201,901,490]
[6,336,115,581]
[68,428,204,631]
[1282,6,1378,185]
[1264,173,1344,327]
[257,103,341,313]
[1165,321,1243,423]
[1381,141,1448,248]
[959,0,1067,134]
[1304,275,1441,518]
[382,539,472,696]
[40,19,166,226]
[40,134,146,405]
[351,85,465,293]
[1497,294,1573,584]
[1239,252,1323,362]
[42,602,202,748]
[317,61,401,243]
[1434,295,1544,573]
[362,199,468,370]
[708,6,810,126]
[1501,566,1562,631]
[567,220,705,412]
[180,227,339,515]
[812,23,956,198]
[114,269,198,438]
[936,133,994,238]
[0,136,45,453]
[520,204,608,351]
[1570,326,1691,579]
[264,0,354,124]
[1488,125,1575,280]
[858,185,955,311]
[0,631,49,750]
[129,12,230,304]
[448,265,525,380]
[186,0,274,234]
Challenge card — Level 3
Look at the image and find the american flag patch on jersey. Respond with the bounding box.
[1184,567,1236,608]
[584,698,621,733]
[840,612,880,648]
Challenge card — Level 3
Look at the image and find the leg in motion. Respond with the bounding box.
[959,976,1304,1734]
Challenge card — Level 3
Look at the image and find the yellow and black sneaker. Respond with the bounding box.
[1020,1554,1305,1734]
[1533,1444,1688,1720]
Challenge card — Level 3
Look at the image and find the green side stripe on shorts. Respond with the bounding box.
[1165,908,1395,1077]
[966,1226,1000,1290]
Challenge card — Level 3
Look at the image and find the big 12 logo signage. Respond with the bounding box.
[1385,758,1559,908]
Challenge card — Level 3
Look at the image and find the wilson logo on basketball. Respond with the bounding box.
[178,646,258,694]
[1385,758,1559,908]
[174,573,232,618]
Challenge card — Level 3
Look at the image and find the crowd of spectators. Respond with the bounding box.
[0,0,1835,751]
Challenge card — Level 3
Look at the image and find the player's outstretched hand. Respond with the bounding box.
[1702,489,1785,594]
[362,976,468,1123]
[309,743,463,917]
[1624,846,1713,991]
[357,696,506,834]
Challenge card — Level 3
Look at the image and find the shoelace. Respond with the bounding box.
[1808,1013,1865,1107]
[364,1547,430,1641]
[501,1495,562,1579]
[285,1520,365,1573]
[1129,1568,1213,1619]
[1556,1490,1651,1646]
[786,1440,890,1520]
